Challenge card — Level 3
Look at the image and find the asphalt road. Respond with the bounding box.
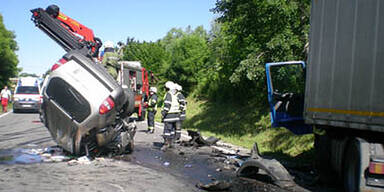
[0,111,335,192]
[0,112,197,192]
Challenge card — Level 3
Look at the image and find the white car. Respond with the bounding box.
[13,77,41,113]
[41,51,135,155]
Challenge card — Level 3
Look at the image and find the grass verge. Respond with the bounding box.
[183,97,314,164]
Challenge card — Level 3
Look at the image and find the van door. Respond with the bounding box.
[265,61,312,134]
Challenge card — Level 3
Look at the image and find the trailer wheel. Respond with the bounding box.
[343,139,360,192]
[314,134,337,184]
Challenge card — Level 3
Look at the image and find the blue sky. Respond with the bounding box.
[0,0,217,75]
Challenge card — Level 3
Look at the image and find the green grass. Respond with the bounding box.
[183,97,314,164]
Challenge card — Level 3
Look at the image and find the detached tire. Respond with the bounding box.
[343,139,361,192]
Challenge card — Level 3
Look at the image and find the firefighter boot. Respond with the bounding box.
[161,139,170,151]
[147,127,154,134]
[168,138,174,148]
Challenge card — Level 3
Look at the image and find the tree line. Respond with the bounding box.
[122,0,310,105]
[0,0,310,105]
[0,14,18,88]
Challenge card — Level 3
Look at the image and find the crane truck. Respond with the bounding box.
[31,5,136,155]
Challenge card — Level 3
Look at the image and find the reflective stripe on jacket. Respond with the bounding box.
[176,92,186,112]
[162,91,180,122]
[162,91,180,114]
[148,94,158,111]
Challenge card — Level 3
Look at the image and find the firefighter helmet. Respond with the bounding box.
[150,87,157,93]
[175,84,182,91]
[104,41,114,49]
[165,81,174,89]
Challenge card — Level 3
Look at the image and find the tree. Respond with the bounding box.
[161,26,210,94]
[208,0,310,103]
[19,72,38,77]
[123,37,170,81]
[0,14,19,88]
[122,26,210,96]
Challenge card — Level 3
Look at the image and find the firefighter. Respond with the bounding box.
[147,87,158,134]
[174,83,186,142]
[117,41,125,56]
[101,41,120,79]
[161,81,180,151]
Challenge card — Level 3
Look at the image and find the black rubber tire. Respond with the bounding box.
[314,134,337,185]
[343,139,360,192]
[126,139,134,154]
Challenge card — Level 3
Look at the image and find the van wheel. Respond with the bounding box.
[73,130,82,156]
[126,140,134,154]
[343,139,360,192]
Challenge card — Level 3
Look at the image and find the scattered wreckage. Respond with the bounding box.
[184,130,296,190]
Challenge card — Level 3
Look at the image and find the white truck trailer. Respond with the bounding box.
[263,0,384,191]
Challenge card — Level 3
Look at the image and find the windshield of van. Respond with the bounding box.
[16,86,39,94]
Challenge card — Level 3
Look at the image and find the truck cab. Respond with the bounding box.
[266,61,311,134]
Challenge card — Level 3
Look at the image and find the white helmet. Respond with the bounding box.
[175,83,182,91]
[104,41,114,49]
[150,87,157,93]
[165,81,174,89]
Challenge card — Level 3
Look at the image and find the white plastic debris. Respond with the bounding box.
[67,159,78,166]
[163,161,170,166]
[67,156,91,166]
[77,156,91,164]
[22,148,43,155]
[50,155,70,162]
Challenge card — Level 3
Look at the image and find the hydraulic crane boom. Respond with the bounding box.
[31,5,102,57]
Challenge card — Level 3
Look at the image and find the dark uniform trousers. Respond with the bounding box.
[163,113,179,140]
[147,110,156,130]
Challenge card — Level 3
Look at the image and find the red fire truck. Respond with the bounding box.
[117,61,153,121]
